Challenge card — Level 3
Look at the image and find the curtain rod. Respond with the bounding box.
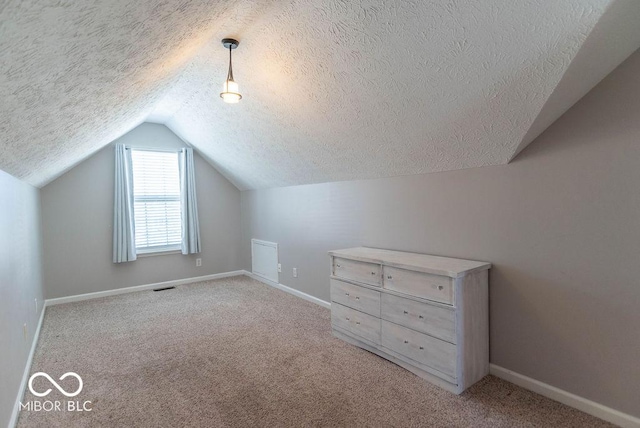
[124,146,185,153]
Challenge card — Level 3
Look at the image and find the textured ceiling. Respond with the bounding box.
[0,0,279,186]
[1,1,639,189]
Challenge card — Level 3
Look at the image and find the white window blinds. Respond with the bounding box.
[131,150,181,252]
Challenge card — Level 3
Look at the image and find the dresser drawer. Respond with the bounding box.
[333,257,381,286]
[383,266,453,305]
[332,303,381,344]
[381,293,456,343]
[381,320,456,378]
[330,279,380,317]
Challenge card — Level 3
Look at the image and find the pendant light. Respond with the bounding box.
[220,38,242,103]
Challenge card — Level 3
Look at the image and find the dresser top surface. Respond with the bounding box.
[328,247,491,278]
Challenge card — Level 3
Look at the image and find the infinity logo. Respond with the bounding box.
[28,372,83,397]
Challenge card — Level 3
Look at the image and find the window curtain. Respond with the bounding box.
[113,144,137,263]
[179,147,201,254]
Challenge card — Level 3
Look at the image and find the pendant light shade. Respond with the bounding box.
[220,38,242,103]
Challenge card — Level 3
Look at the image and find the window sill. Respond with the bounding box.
[137,248,182,258]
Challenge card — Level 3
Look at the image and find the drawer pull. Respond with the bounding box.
[345,292,350,296]
[419,346,424,350]
[336,264,341,268]
[371,271,376,275]
[387,275,393,280]
[404,340,409,344]
[356,321,360,325]
[418,315,424,319]
[403,310,409,314]
[355,296,360,300]
[346,317,350,321]
[438,285,444,290]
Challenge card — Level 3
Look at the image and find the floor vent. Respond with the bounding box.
[153,286,176,292]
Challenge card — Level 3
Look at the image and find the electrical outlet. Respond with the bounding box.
[277,263,282,273]
[23,323,28,341]
[292,267,298,278]
[196,258,202,267]
[34,298,38,313]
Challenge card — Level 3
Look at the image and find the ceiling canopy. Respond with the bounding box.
[1,0,639,189]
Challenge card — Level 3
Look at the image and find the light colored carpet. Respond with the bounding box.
[18,276,612,427]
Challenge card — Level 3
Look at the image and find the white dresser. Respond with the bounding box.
[329,247,491,394]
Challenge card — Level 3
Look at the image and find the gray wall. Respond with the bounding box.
[241,50,640,416]
[42,123,242,299]
[0,171,44,427]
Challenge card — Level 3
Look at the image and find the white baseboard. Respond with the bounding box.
[490,364,640,428]
[45,270,246,306]
[244,270,331,309]
[9,304,46,428]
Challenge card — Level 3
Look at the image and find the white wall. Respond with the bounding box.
[241,50,640,417]
[0,170,44,427]
[41,123,242,299]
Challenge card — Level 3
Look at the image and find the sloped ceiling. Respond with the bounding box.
[1,1,639,189]
[511,0,640,159]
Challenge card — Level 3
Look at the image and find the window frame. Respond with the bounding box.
[129,147,183,256]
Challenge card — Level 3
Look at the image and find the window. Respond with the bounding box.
[131,150,181,253]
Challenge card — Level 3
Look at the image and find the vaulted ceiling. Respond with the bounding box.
[1,0,639,189]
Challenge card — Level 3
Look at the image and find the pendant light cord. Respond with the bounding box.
[227,46,234,82]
